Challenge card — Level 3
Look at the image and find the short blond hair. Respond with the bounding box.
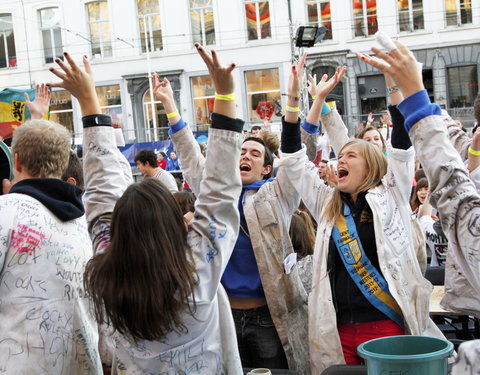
[259,129,280,155]
[12,120,71,178]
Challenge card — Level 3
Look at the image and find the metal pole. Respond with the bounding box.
[144,15,157,141]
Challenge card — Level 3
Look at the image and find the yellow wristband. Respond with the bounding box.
[166,111,179,119]
[469,146,480,156]
[285,105,299,113]
[312,95,317,100]
[214,92,235,101]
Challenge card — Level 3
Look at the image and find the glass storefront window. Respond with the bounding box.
[191,75,214,129]
[245,68,281,122]
[50,90,73,133]
[448,65,478,108]
[245,1,271,40]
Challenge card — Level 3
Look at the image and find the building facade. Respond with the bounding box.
[0,0,479,142]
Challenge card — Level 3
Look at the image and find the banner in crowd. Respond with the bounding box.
[0,88,41,140]
[114,130,208,166]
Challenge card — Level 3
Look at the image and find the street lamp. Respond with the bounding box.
[294,26,328,48]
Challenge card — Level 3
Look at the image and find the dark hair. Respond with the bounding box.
[174,191,196,215]
[357,126,387,153]
[415,168,426,182]
[61,150,84,190]
[159,151,166,157]
[84,179,197,341]
[243,136,274,179]
[289,210,315,258]
[134,149,157,168]
[410,177,429,211]
[251,125,261,132]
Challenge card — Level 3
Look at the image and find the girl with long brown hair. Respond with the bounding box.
[48,47,244,374]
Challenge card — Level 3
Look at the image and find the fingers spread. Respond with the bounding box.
[54,57,71,75]
[49,67,68,81]
[63,52,79,71]
[83,55,92,74]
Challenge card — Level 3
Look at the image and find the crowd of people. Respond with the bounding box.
[0,38,479,375]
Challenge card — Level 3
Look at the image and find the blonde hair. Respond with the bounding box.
[258,129,280,155]
[12,120,71,178]
[325,139,387,222]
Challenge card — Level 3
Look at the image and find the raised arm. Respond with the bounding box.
[152,73,205,196]
[371,41,480,316]
[307,67,349,156]
[183,45,244,301]
[24,83,51,120]
[48,53,133,253]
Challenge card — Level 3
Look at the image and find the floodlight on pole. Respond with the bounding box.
[294,26,328,48]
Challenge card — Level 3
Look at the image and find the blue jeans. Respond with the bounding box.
[231,304,289,369]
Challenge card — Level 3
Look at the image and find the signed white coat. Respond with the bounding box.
[82,117,243,375]
[0,193,102,374]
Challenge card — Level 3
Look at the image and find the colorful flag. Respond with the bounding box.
[0,88,38,139]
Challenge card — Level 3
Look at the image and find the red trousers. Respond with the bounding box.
[337,319,403,364]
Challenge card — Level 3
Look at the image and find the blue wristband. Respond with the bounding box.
[168,118,188,135]
[301,120,320,134]
[397,90,441,132]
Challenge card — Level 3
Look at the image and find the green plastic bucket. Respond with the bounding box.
[357,335,453,375]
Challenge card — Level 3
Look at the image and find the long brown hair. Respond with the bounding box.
[84,179,197,341]
[289,210,316,258]
[410,177,428,212]
[325,139,387,222]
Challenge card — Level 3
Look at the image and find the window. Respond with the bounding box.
[191,75,214,130]
[398,0,424,32]
[448,66,478,108]
[137,0,162,53]
[245,68,281,123]
[306,0,332,40]
[86,1,112,58]
[445,0,472,26]
[245,1,271,41]
[358,75,386,115]
[39,8,63,64]
[352,0,377,37]
[96,85,123,128]
[190,0,215,45]
[0,14,16,68]
[143,90,168,141]
[50,90,74,133]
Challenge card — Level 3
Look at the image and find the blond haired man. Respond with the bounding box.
[0,119,102,374]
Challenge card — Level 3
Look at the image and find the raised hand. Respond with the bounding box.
[195,43,235,95]
[152,73,174,103]
[367,112,374,124]
[325,164,338,186]
[370,41,424,98]
[354,51,403,104]
[25,83,51,120]
[288,52,307,100]
[314,66,346,100]
[195,43,236,118]
[48,52,100,116]
[307,74,317,98]
[152,72,179,123]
